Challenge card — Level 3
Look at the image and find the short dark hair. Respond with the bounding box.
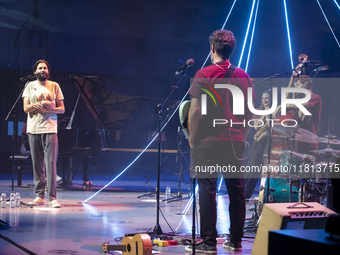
[209,30,236,60]
[296,74,313,90]
[33,60,50,73]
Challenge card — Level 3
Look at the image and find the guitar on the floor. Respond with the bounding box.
[102,233,152,255]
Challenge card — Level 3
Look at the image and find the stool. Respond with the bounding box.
[9,155,30,186]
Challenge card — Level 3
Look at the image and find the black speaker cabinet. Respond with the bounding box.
[252,202,336,255]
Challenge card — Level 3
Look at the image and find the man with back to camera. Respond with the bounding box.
[186,29,255,253]
[22,59,64,208]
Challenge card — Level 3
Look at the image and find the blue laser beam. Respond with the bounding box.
[334,0,340,10]
[180,184,199,216]
[245,0,260,73]
[218,176,224,190]
[283,0,294,69]
[175,185,199,233]
[83,89,191,203]
[220,0,238,30]
[83,137,160,203]
[238,0,257,68]
[200,0,238,69]
[317,0,340,48]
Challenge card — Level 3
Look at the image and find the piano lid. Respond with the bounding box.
[69,76,180,130]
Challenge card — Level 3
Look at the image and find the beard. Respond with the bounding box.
[36,72,49,81]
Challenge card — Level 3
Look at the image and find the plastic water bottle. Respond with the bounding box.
[165,186,171,199]
[15,191,20,208]
[10,192,15,208]
[1,192,6,208]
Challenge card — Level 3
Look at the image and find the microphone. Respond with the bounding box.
[175,59,194,75]
[313,66,328,72]
[300,60,321,65]
[20,73,37,81]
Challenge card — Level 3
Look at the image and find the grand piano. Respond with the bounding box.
[58,76,180,186]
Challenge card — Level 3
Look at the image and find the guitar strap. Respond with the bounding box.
[224,64,236,79]
[223,64,236,112]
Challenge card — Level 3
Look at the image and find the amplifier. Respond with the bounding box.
[252,202,336,255]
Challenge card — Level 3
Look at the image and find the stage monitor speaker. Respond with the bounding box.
[252,202,336,255]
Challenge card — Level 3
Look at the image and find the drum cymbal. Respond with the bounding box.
[272,126,321,144]
[320,137,340,145]
[315,161,336,166]
[310,147,340,155]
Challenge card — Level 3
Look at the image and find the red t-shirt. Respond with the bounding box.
[190,60,256,142]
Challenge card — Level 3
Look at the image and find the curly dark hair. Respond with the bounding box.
[33,60,50,73]
[209,30,236,60]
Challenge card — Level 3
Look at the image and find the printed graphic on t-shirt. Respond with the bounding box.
[31,85,54,105]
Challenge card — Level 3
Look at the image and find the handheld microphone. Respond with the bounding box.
[175,59,194,75]
[313,66,328,72]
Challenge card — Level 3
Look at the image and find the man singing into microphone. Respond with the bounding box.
[22,60,64,208]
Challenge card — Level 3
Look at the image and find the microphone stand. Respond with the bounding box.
[149,69,188,237]
[163,127,191,203]
[257,68,295,203]
[5,79,31,191]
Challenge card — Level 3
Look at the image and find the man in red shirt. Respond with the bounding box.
[186,29,255,253]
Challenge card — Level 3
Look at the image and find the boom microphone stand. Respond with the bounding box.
[5,77,32,191]
[149,69,189,236]
[163,127,191,203]
[257,68,295,203]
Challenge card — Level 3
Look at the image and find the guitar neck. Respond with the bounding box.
[102,243,126,253]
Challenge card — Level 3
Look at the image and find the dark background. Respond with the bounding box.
[1,0,340,179]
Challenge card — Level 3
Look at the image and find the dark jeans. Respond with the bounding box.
[193,141,245,246]
[244,136,268,199]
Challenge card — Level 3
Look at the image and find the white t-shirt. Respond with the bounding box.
[22,80,64,134]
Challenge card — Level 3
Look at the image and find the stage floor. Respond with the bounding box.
[0,175,257,255]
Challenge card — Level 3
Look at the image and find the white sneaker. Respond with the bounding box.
[28,197,45,206]
[49,200,61,208]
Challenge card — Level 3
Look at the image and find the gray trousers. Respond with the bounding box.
[28,133,58,201]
